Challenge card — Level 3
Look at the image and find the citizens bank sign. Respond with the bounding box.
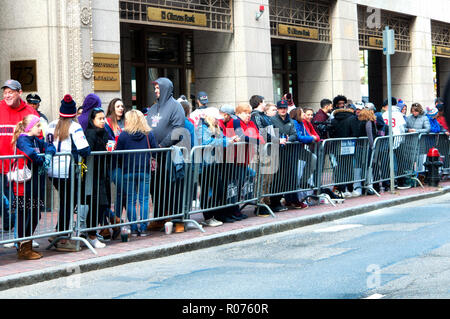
[147,7,207,27]
[278,24,319,40]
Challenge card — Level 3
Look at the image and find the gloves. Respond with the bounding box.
[43,153,53,170]
[39,154,52,175]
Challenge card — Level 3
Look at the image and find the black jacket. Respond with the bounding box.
[330,109,361,138]
[84,118,111,208]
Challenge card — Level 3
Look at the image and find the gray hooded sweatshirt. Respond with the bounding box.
[146,77,185,148]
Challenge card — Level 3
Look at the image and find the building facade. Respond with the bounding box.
[1,0,450,120]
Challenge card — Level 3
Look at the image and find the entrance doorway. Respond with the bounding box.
[360,49,384,109]
[121,24,195,110]
[271,41,298,105]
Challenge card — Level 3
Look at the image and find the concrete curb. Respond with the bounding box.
[1,186,449,291]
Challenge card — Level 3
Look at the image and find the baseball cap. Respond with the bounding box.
[1,79,22,91]
[364,102,375,110]
[26,93,41,104]
[276,100,288,108]
[197,91,208,105]
[219,104,235,116]
[354,101,364,110]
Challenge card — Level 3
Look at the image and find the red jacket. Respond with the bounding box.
[225,118,264,165]
[437,115,449,131]
[0,99,39,174]
[303,119,320,141]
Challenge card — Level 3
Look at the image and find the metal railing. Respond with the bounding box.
[2,132,450,256]
[1,153,76,247]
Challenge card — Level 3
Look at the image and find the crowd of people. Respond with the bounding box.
[1,77,449,260]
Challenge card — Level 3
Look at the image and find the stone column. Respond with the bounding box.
[329,0,362,102]
[92,0,121,108]
[410,16,435,106]
[194,0,273,107]
[296,42,333,110]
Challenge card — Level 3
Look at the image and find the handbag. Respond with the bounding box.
[146,135,157,172]
[7,158,32,183]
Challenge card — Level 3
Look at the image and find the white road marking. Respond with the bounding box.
[314,224,363,233]
[364,293,385,299]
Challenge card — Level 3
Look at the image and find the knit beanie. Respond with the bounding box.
[397,99,406,112]
[59,94,77,118]
[426,105,438,117]
[79,93,102,130]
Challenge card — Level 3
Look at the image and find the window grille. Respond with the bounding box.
[119,0,233,32]
[269,0,331,43]
[358,5,411,53]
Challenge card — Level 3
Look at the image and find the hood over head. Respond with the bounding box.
[153,77,174,105]
[79,93,102,130]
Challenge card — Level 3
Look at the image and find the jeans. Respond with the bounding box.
[111,168,126,220]
[124,172,150,232]
[1,176,15,230]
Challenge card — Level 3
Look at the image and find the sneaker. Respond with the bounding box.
[232,213,248,220]
[32,240,39,248]
[343,191,353,198]
[290,201,308,209]
[131,230,140,237]
[202,218,223,227]
[216,215,235,223]
[87,237,106,249]
[138,230,149,237]
[271,205,288,212]
[351,189,362,197]
[3,242,16,248]
[55,240,80,252]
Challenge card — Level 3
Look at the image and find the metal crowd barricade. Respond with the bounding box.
[417,133,450,176]
[73,146,201,254]
[1,153,77,248]
[316,137,370,199]
[185,142,264,219]
[366,132,421,196]
[257,141,321,211]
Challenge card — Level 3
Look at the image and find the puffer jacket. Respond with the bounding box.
[330,109,361,138]
[406,114,430,133]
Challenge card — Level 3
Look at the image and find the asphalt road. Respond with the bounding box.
[1,193,450,299]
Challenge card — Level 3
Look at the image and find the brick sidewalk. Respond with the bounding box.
[1,180,449,281]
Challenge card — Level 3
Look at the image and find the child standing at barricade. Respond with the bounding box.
[116,109,158,237]
[46,95,91,252]
[82,108,112,248]
[11,115,56,259]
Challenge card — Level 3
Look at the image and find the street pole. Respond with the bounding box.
[383,26,395,193]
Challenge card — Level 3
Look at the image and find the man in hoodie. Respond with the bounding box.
[147,78,185,147]
[1,80,39,230]
[146,78,186,225]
